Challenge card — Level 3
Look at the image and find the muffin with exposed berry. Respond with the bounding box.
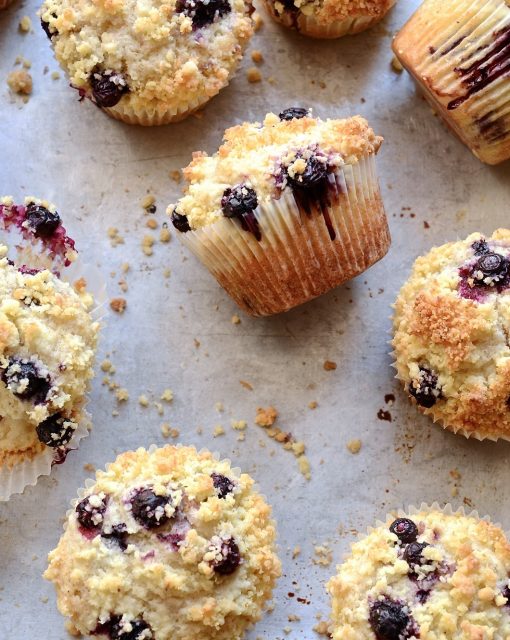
[168,110,390,316]
[264,0,395,39]
[44,445,281,640]
[393,0,510,165]
[39,0,253,125]
[328,506,510,640]
[0,197,99,499]
[392,229,510,440]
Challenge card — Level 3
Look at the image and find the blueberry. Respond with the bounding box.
[279,108,309,121]
[403,541,429,570]
[475,252,507,279]
[170,209,191,233]
[409,366,441,408]
[176,0,231,29]
[90,70,129,108]
[40,14,57,39]
[389,518,418,544]
[212,536,241,575]
[101,524,129,552]
[35,413,75,448]
[502,585,510,604]
[110,618,153,640]
[131,488,170,529]
[472,239,490,255]
[369,598,414,640]
[221,185,258,219]
[25,203,61,238]
[76,494,108,530]
[286,155,328,190]
[1,357,50,401]
[211,473,234,499]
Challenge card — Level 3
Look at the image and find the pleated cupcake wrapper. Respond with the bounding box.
[179,154,390,317]
[0,248,107,502]
[393,0,510,165]
[264,0,394,38]
[0,0,15,9]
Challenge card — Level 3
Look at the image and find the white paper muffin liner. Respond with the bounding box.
[179,153,390,316]
[0,243,107,502]
[263,0,395,38]
[392,0,510,165]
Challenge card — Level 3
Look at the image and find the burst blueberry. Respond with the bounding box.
[1,357,50,401]
[101,524,129,551]
[472,239,490,255]
[474,252,508,281]
[175,0,231,29]
[76,494,108,530]
[131,488,171,529]
[221,185,258,219]
[36,413,75,447]
[369,598,414,640]
[110,617,153,640]
[25,203,61,238]
[389,518,418,544]
[403,541,429,570]
[409,366,441,408]
[212,536,241,575]
[279,107,309,121]
[90,70,129,108]
[286,154,328,190]
[170,209,191,233]
[211,472,234,499]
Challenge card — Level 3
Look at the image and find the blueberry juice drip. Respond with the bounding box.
[448,25,510,110]
[290,175,336,241]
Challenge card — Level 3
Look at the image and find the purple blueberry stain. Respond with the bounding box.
[221,184,261,241]
[1,357,50,402]
[157,517,190,551]
[25,203,61,238]
[408,367,442,408]
[130,488,171,529]
[101,524,129,552]
[76,494,108,531]
[175,0,231,29]
[90,70,129,108]
[211,472,234,499]
[211,536,241,575]
[389,518,418,544]
[35,413,75,448]
[368,597,419,640]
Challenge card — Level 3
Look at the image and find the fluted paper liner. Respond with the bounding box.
[0,254,107,501]
[0,0,15,9]
[392,0,510,165]
[179,154,390,317]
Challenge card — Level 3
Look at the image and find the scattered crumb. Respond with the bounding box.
[101,359,113,373]
[251,50,263,63]
[308,400,318,410]
[161,423,180,438]
[115,388,129,402]
[288,614,301,622]
[313,544,333,567]
[292,545,301,559]
[112,409,119,416]
[213,425,225,437]
[138,394,149,407]
[121,262,130,273]
[298,455,311,481]
[347,439,362,454]
[252,10,263,30]
[146,218,158,230]
[51,71,60,80]
[154,402,164,416]
[215,402,224,412]
[239,380,253,391]
[247,67,262,83]
[169,170,181,183]
[323,360,337,371]
[391,55,403,73]
[313,620,330,636]
[161,389,173,402]
[7,69,32,95]
[142,234,155,256]
[19,15,32,32]
[83,463,95,473]
[163,268,171,278]
[159,226,171,243]
[110,297,127,314]
[231,314,241,324]
[255,406,277,427]
[140,194,156,212]
[107,227,124,247]
[231,419,247,431]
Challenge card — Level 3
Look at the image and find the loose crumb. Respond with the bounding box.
[138,394,149,407]
[247,67,262,83]
[7,70,32,95]
[146,218,158,229]
[323,360,337,371]
[159,226,171,243]
[213,425,225,437]
[313,544,333,567]
[347,439,362,454]
[313,620,330,636]
[231,419,247,431]
[292,545,301,559]
[110,298,127,314]
[161,423,180,438]
[169,170,182,183]
[115,388,129,402]
[391,55,403,73]
[107,227,124,247]
[215,402,224,412]
[308,400,318,410]
[239,380,253,391]
[101,359,113,373]
[298,455,311,481]
[252,11,263,30]
[231,314,241,324]
[51,71,60,80]
[161,389,173,402]
[83,463,95,473]
[255,406,277,427]
[142,235,155,256]
[19,16,32,32]
[154,402,164,416]
[251,50,263,63]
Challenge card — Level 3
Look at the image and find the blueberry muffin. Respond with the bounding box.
[39,0,254,125]
[264,0,395,38]
[169,110,390,316]
[392,230,510,440]
[0,198,98,488]
[393,0,510,165]
[45,445,281,640]
[328,507,510,639]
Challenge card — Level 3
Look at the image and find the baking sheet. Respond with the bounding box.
[1,0,510,637]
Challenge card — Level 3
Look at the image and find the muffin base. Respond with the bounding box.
[101,93,211,126]
[179,154,390,316]
[392,0,510,165]
[263,0,395,38]
[0,0,15,9]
